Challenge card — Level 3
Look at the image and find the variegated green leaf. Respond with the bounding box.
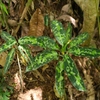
[3,48,15,74]
[65,22,72,43]
[18,36,59,50]
[69,32,89,47]
[0,31,16,42]
[18,36,37,45]
[68,46,100,57]
[54,61,65,98]
[26,50,58,72]
[37,36,59,50]
[18,45,33,66]
[61,23,72,52]
[0,41,16,53]
[64,54,86,91]
[50,20,67,46]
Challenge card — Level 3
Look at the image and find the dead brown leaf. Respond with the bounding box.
[9,0,19,17]
[0,52,7,67]
[83,70,95,100]
[29,8,44,37]
[18,88,42,100]
[18,0,25,16]
[61,4,73,15]
[21,23,29,37]
[8,19,17,27]
[14,72,25,91]
[57,14,78,27]
[9,1,16,17]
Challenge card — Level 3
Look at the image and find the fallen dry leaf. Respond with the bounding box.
[61,4,73,15]
[29,8,44,37]
[14,72,25,91]
[21,23,29,37]
[28,8,44,52]
[83,70,95,100]
[9,0,18,17]
[0,52,7,67]
[57,14,78,27]
[8,19,17,27]
[18,0,25,16]
[18,88,42,100]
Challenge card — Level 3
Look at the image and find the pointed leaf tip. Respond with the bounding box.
[70,32,89,47]
[63,54,86,91]
[50,20,67,46]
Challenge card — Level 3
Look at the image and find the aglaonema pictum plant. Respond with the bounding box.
[20,20,100,98]
[18,20,100,99]
[1,20,100,99]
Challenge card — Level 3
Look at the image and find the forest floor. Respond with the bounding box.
[0,0,100,100]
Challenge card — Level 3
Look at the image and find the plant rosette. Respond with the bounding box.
[0,20,100,99]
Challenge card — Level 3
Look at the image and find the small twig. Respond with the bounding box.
[32,69,45,81]
[13,0,33,36]
[34,70,45,81]
[17,54,24,92]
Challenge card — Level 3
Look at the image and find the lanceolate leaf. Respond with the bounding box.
[65,23,72,43]
[0,3,8,15]
[37,36,59,50]
[0,31,16,42]
[18,36,37,45]
[0,41,16,53]
[68,46,100,57]
[50,20,66,46]
[3,48,15,74]
[18,36,59,50]
[64,54,86,91]
[18,45,33,66]
[69,32,89,47]
[26,50,58,72]
[54,61,65,98]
